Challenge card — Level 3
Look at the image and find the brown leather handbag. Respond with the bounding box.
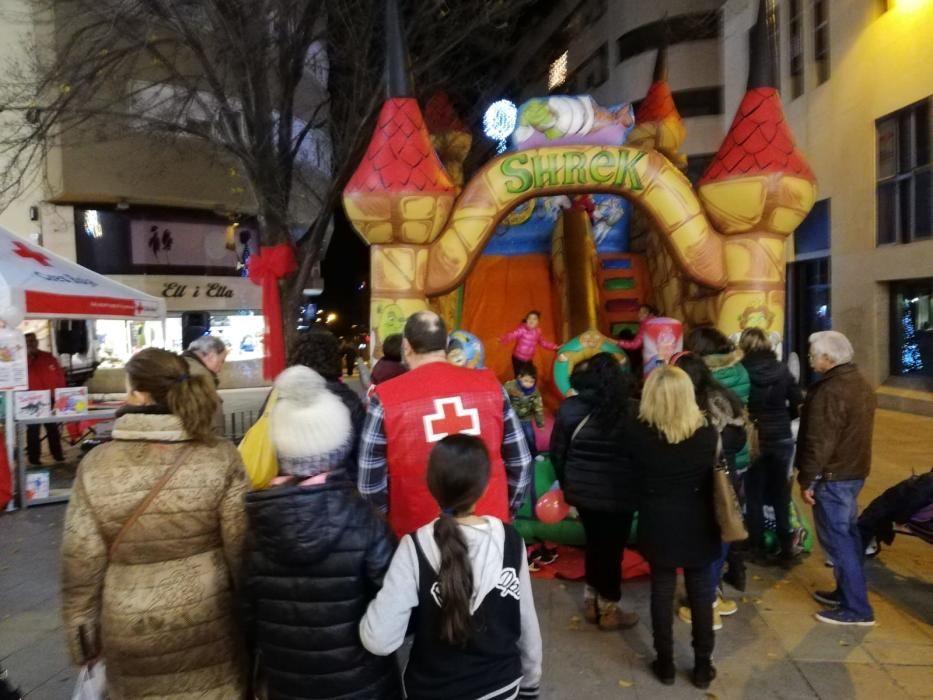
[712,435,748,543]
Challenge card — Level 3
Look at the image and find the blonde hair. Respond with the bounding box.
[739,327,772,355]
[639,366,705,444]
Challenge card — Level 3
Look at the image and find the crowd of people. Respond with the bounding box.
[58,308,880,698]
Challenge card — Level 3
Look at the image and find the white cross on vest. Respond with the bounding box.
[422,396,481,443]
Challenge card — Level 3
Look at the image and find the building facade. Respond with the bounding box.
[512,0,932,412]
[0,3,333,390]
[723,0,933,411]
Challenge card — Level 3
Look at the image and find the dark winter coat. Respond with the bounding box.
[371,358,407,385]
[550,396,639,513]
[245,480,401,700]
[327,380,366,480]
[629,421,720,568]
[742,350,804,443]
[795,363,876,487]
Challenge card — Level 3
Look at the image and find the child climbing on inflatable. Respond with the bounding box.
[504,364,545,459]
[360,435,542,699]
[500,311,558,376]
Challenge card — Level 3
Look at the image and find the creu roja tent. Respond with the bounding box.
[0,225,165,320]
[1,225,164,510]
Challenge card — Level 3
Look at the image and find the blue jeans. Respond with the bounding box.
[813,479,874,619]
[520,420,538,459]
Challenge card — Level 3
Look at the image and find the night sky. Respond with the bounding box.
[316,207,370,337]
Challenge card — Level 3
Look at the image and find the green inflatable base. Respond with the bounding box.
[514,456,814,553]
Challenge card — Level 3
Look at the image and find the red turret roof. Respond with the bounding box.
[425,92,466,133]
[345,98,455,194]
[635,79,681,124]
[700,88,814,184]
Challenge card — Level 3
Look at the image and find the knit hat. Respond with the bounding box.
[270,366,353,478]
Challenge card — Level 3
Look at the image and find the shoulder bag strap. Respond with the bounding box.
[570,414,592,444]
[109,445,192,560]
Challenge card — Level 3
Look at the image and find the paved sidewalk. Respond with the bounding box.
[2,409,932,698]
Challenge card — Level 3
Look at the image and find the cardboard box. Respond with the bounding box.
[54,387,89,416]
[14,390,52,420]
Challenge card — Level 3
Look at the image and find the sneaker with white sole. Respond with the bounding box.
[812,589,841,607]
[814,609,875,626]
[715,595,738,616]
[678,606,723,631]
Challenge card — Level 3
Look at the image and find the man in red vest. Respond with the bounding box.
[25,333,66,465]
[358,311,533,536]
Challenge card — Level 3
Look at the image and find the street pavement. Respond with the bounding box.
[1,408,931,699]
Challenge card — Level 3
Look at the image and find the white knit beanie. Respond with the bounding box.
[270,366,353,478]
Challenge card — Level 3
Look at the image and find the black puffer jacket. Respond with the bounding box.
[550,396,638,512]
[246,480,401,700]
[742,350,803,443]
[327,380,366,481]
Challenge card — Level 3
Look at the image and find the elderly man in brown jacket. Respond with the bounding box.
[796,330,876,627]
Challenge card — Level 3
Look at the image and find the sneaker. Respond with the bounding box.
[537,546,559,566]
[812,589,841,607]
[865,538,880,558]
[814,609,876,626]
[597,603,639,631]
[691,662,717,690]
[678,606,723,631]
[715,595,738,616]
[651,658,675,686]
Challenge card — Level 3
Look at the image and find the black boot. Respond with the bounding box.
[651,657,675,686]
[692,658,717,689]
[723,549,747,591]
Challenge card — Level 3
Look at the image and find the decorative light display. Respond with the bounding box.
[900,298,923,372]
[548,51,568,91]
[83,209,103,239]
[483,99,517,154]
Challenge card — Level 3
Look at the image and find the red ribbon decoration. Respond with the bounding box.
[248,244,298,380]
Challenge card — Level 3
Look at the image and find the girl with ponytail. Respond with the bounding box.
[361,435,543,700]
[61,348,249,697]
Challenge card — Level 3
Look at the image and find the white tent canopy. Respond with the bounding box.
[0,226,164,320]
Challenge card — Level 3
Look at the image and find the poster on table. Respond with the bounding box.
[54,387,89,416]
[0,326,28,391]
[14,390,52,420]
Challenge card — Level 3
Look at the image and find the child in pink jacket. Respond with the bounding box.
[500,311,558,375]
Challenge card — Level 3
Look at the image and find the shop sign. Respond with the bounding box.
[161,282,235,299]
[109,275,261,312]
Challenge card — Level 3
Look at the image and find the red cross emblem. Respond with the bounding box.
[423,396,481,443]
[12,241,51,267]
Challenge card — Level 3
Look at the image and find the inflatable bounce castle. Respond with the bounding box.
[343,0,816,553]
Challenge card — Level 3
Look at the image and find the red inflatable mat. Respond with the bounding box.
[528,544,650,581]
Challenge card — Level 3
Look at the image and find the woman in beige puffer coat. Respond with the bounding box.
[62,348,248,699]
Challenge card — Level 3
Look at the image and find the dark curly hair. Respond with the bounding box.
[289,328,342,381]
[685,327,735,357]
[569,352,633,429]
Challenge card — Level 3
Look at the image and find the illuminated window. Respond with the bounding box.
[877,98,933,245]
[813,0,830,84]
[890,278,933,377]
[548,51,568,91]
